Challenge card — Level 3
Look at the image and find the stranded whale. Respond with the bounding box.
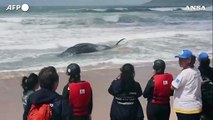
[58,38,125,57]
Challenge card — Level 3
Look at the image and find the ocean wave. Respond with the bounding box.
[66,8,108,13]
[0,6,212,72]
[117,14,157,24]
[0,33,212,72]
[28,6,212,13]
[103,15,120,22]
[0,17,24,23]
[19,14,157,27]
[0,19,7,23]
[149,7,182,11]
[117,15,139,23]
[3,8,211,27]
[65,7,151,13]
[66,6,209,13]
[21,18,59,25]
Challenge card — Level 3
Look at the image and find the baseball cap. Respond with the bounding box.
[175,49,192,58]
[198,52,209,60]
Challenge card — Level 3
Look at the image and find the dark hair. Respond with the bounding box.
[21,73,38,94]
[200,58,210,67]
[67,63,81,82]
[190,55,196,67]
[153,59,166,74]
[39,66,59,90]
[120,63,135,92]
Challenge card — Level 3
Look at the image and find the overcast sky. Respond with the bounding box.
[0,0,150,6]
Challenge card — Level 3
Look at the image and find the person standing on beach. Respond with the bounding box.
[198,52,213,82]
[108,63,144,120]
[197,52,213,120]
[172,49,202,120]
[23,66,70,120]
[62,63,93,120]
[21,73,39,110]
[143,59,173,120]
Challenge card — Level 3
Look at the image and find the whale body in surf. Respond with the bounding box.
[58,38,125,57]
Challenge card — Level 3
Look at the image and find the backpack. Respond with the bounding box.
[27,103,52,120]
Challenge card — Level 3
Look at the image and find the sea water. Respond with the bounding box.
[0,6,212,72]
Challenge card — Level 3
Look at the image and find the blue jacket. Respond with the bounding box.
[108,80,144,120]
[23,88,71,120]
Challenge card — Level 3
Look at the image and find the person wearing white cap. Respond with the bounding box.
[171,49,202,120]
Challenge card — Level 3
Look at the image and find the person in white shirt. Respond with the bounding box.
[171,49,202,120]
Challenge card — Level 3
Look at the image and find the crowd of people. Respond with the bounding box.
[21,49,213,120]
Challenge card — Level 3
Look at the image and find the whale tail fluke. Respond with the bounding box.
[113,38,125,47]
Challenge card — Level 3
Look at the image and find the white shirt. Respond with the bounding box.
[172,67,202,114]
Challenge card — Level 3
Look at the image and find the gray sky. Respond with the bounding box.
[0,0,150,6]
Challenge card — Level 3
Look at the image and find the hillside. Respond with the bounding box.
[141,0,212,7]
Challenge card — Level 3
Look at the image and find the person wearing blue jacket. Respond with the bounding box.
[23,66,70,120]
[108,63,144,120]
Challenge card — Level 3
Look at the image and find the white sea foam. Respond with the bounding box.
[0,7,212,72]
[149,7,183,11]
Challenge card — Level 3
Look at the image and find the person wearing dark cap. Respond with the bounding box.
[198,52,213,120]
[171,49,202,120]
[108,63,144,120]
[143,59,173,120]
[62,63,93,120]
[198,52,213,82]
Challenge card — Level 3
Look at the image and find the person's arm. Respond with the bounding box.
[170,89,174,96]
[171,70,187,90]
[108,80,117,96]
[171,76,177,90]
[171,77,182,90]
[171,84,177,90]
[143,78,154,99]
[88,90,93,114]
[23,95,32,120]
[135,82,143,97]
[209,67,213,82]
[62,84,69,99]
[61,98,71,120]
[169,74,174,96]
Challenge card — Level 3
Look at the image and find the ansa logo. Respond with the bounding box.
[184,6,206,11]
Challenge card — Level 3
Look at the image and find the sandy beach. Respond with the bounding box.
[0,61,183,120]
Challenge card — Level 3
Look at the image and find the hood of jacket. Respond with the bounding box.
[30,88,61,105]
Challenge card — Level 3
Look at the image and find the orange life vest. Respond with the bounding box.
[69,81,92,116]
[152,73,173,104]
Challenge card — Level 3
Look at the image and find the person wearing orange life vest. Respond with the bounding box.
[62,63,93,120]
[143,59,173,120]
